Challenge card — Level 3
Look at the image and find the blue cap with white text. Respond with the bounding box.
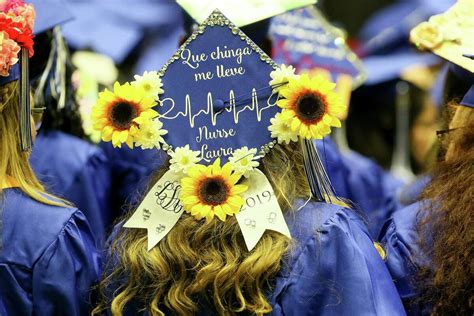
[157,10,281,164]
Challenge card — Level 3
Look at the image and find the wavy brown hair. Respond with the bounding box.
[418,104,474,315]
[94,141,311,315]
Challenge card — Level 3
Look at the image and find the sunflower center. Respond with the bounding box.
[198,177,229,206]
[295,93,326,123]
[109,101,138,130]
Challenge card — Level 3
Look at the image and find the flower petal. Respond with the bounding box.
[214,205,227,221]
[290,118,301,131]
[231,184,248,195]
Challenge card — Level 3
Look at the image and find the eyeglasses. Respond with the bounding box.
[436,127,458,138]
[435,127,466,143]
[31,106,46,131]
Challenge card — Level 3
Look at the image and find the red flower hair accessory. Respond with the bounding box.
[0,0,35,77]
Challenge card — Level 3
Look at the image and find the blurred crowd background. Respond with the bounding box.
[53,0,455,179]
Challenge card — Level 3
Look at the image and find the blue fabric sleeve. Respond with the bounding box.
[272,209,406,316]
[342,151,405,237]
[379,202,426,314]
[31,211,101,316]
[101,142,165,213]
[316,138,405,238]
[397,175,431,207]
[64,151,113,247]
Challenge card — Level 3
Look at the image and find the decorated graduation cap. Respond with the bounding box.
[269,7,364,127]
[91,10,345,251]
[270,7,365,88]
[0,0,35,151]
[409,0,474,73]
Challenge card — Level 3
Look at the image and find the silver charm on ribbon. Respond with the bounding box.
[124,171,185,250]
[236,169,291,251]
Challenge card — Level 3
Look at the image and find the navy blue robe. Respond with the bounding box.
[397,176,431,207]
[379,201,432,315]
[0,188,101,315]
[30,130,113,246]
[99,142,165,214]
[317,138,404,237]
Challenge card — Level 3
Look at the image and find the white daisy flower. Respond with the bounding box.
[229,147,260,178]
[268,112,299,144]
[135,119,168,150]
[132,71,164,98]
[269,64,298,93]
[169,145,201,174]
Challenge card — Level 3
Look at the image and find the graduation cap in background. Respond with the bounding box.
[61,0,183,65]
[357,0,450,90]
[409,0,474,73]
[362,50,441,87]
[29,0,73,34]
[270,7,365,88]
[359,0,455,57]
[269,6,366,141]
[91,9,346,250]
[23,0,81,136]
[409,1,474,110]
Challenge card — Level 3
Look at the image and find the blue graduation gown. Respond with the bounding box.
[0,188,101,315]
[104,202,406,315]
[379,201,429,315]
[397,175,431,207]
[316,138,405,238]
[30,130,113,247]
[99,142,166,213]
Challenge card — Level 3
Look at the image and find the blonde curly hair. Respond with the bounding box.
[94,142,311,316]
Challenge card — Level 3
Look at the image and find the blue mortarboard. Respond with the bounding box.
[362,49,440,86]
[61,1,182,64]
[270,7,365,87]
[460,85,474,109]
[359,0,455,56]
[27,0,73,35]
[134,26,183,74]
[158,11,280,164]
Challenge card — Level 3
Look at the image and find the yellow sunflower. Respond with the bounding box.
[180,158,248,222]
[276,74,346,139]
[91,82,158,148]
